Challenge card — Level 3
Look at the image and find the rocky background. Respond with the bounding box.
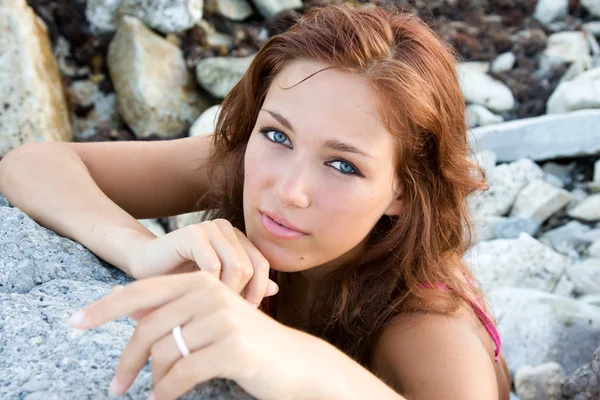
[1,0,600,399]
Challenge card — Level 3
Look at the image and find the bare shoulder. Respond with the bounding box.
[370,310,500,400]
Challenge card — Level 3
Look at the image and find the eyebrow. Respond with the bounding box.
[260,109,373,158]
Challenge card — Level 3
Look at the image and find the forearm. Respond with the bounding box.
[296,331,404,400]
[0,143,154,278]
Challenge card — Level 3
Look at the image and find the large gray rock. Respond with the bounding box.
[469,110,600,162]
[0,194,253,399]
[560,345,600,399]
[0,0,72,157]
[457,62,515,112]
[196,55,255,99]
[107,16,209,139]
[489,288,600,375]
[464,233,568,293]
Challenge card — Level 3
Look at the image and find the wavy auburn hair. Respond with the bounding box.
[197,4,488,368]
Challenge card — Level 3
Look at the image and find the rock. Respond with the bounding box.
[251,0,303,20]
[491,52,516,73]
[514,362,565,400]
[533,0,568,25]
[466,104,504,128]
[456,63,515,112]
[67,80,122,141]
[590,241,600,258]
[492,217,540,239]
[582,0,600,18]
[196,55,255,99]
[579,294,600,306]
[0,198,254,399]
[543,31,591,65]
[168,211,207,232]
[86,0,204,34]
[206,0,253,21]
[547,67,600,114]
[594,159,600,185]
[540,221,596,255]
[583,21,600,37]
[469,110,600,162]
[567,193,600,221]
[511,392,522,400]
[464,233,567,293]
[471,149,497,182]
[510,180,572,225]
[468,159,544,217]
[560,345,600,399]
[190,105,221,137]
[0,0,72,157]
[489,288,600,375]
[566,259,600,295]
[52,36,90,79]
[137,219,166,237]
[542,162,574,188]
[107,16,209,139]
[553,274,576,297]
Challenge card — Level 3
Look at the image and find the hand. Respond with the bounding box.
[68,272,344,400]
[129,219,278,307]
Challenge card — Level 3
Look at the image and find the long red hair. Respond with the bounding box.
[197,4,488,368]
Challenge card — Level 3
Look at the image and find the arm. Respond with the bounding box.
[370,312,500,400]
[0,135,213,278]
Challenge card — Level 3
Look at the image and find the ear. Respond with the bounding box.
[384,195,403,216]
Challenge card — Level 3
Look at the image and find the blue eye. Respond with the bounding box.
[328,160,358,176]
[260,128,291,147]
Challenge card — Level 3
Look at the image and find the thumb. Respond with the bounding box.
[265,279,279,297]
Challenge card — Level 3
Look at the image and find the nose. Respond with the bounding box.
[274,161,312,209]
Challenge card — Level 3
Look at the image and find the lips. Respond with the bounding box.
[259,210,308,235]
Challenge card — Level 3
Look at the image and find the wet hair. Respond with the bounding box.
[197,4,488,368]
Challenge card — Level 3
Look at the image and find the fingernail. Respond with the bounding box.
[147,390,156,400]
[68,310,87,326]
[109,376,123,395]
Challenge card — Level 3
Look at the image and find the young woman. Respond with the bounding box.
[0,4,511,400]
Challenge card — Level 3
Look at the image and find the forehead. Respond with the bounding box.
[261,60,396,157]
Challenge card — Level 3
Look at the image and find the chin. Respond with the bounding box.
[253,240,312,273]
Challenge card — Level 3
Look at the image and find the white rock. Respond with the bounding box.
[590,241,600,257]
[0,0,72,157]
[471,149,497,181]
[566,258,600,295]
[510,179,572,225]
[491,52,516,73]
[567,193,600,221]
[582,0,600,18]
[579,294,600,306]
[514,362,565,400]
[469,109,600,162]
[53,36,90,78]
[534,0,568,25]
[473,215,505,242]
[457,63,515,112]
[469,159,544,217]
[464,233,567,293]
[466,104,504,128]
[583,21,600,37]
[168,211,207,231]
[489,287,600,374]
[543,31,591,65]
[138,219,166,237]
[594,159,600,185]
[190,105,221,137]
[67,80,122,141]
[86,0,203,34]
[547,67,600,114]
[196,55,255,99]
[206,0,253,21]
[540,221,595,254]
[251,0,303,19]
[107,16,209,139]
[542,161,574,187]
[553,274,576,297]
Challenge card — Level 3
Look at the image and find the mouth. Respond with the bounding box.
[259,211,308,239]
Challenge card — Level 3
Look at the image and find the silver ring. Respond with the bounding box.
[172,325,190,357]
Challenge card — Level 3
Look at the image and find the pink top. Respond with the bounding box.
[260,270,502,363]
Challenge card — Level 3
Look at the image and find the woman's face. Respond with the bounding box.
[243,59,402,275]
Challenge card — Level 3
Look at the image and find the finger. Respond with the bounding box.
[111,292,204,395]
[152,341,235,400]
[114,285,156,321]
[235,231,273,306]
[68,274,199,330]
[205,223,251,293]
[184,226,223,280]
[150,311,229,384]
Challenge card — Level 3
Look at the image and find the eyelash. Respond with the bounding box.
[258,127,363,177]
